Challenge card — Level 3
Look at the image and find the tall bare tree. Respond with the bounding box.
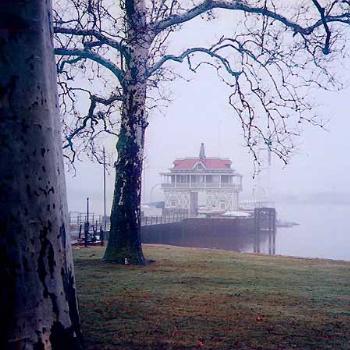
[0,1,82,348]
[54,0,350,264]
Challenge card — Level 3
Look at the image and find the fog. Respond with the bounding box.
[65,11,350,260]
[66,79,350,206]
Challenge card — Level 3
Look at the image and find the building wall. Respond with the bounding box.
[164,189,239,212]
[164,190,190,209]
[206,189,239,211]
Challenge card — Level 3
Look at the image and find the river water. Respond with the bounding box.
[273,202,350,261]
[142,202,350,261]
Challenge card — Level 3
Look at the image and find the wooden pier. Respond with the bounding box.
[70,208,277,255]
[254,208,276,254]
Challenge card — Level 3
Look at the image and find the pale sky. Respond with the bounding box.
[65,9,350,216]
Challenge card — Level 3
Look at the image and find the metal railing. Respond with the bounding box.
[141,212,188,226]
[239,200,275,209]
[69,212,110,239]
[69,210,189,239]
[161,182,242,190]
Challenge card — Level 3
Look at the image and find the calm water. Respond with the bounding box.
[274,202,350,261]
[142,202,350,261]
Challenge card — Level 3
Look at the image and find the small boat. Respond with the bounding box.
[276,220,299,228]
[222,210,253,218]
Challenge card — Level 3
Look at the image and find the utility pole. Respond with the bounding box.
[86,196,89,224]
[266,139,272,205]
[103,146,107,230]
[85,197,90,247]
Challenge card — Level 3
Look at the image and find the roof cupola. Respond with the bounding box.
[199,143,206,159]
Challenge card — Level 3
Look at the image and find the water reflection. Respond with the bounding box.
[141,218,276,256]
[253,229,276,255]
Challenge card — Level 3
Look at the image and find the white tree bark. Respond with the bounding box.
[0,1,82,348]
[103,0,150,264]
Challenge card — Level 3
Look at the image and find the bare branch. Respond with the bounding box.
[54,26,130,59]
[53,0,350,166]
[61,89,122,163]
[147,45,242,77]
[311,0,332,54]
[153,0,350,42]
[54,47,125,84]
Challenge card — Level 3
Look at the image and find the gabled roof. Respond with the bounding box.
[173,158,232,170]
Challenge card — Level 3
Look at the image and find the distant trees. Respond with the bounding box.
[54,0,350,264]
[0,1,81,348]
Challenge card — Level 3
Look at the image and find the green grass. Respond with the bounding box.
[74,245,350,350]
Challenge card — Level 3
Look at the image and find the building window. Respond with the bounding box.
[221,175,232,184]
[206,175,213,183]
[177,175,188,183]
[191,175,204,183]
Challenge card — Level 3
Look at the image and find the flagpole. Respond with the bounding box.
[103,146,107,230]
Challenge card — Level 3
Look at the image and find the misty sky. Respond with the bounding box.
[64,10,350,216]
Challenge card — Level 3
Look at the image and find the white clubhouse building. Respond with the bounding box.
[161,144,242,215]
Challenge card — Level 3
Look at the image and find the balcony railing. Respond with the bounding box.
[161,182,242,190]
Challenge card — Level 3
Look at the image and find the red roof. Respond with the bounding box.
[173,158,232,170]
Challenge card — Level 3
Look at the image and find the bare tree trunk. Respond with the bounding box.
[103,0,149,265]
[0,1,82,348]
[103,91,147,265]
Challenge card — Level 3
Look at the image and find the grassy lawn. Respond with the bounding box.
[74,245,350,350]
